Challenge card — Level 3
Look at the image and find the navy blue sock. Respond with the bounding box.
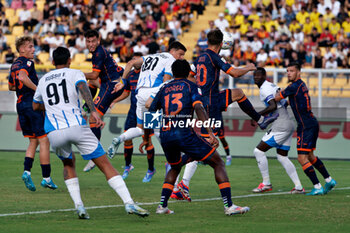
[124,145,133,167]
[237,96,261,122]
[146,146,155,171]
[303,162,320,185]
[160,183,174,207]
[91,127,101,140]
[224,146,230,156]
[41,164,51,178]
[219,182,233,208]
[311,157,330,179]
[24,157,34,172]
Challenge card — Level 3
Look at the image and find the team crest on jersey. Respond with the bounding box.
[27,61,32,67]
[198,88,202,95]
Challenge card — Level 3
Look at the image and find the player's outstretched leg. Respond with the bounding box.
[108,127,144,158]
[310,155,336,194]
[92,154,149,217]
[62,155,89,219]
[232,89,278,129]
[206,151,249,215]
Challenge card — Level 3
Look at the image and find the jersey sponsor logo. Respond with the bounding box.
[27,61,32,67]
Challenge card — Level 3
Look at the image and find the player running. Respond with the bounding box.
[33,47,149,219]
[82,29,125,172]
[274,62,337,195]
[141,59,250,215]
[107,41,187,181]
[169,29,278,201]
[251,67,304,194]
[8,36,57,192]
[109,53,156,182]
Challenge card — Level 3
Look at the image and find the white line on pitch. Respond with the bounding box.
[0,187,349,218]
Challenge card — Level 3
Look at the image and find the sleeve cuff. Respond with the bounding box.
[92,68,101,72]
[279,91,285,99]
[192,100,203,107]
[190,71,196,76]
[164,72,173,77]
[19,69,29,75]
[33,99,43,104]
[225,66,233,74]
[75,80,87,87]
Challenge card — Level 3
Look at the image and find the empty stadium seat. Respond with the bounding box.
[72,53,87,64]
[37,52,50,64]
[5,8,15,18]
[12,26,24,37]
[322,78,334,88]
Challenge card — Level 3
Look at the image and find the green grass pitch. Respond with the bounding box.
[0,151,349,233]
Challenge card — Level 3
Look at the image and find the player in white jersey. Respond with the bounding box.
[33,47,149,219]
[251,67,304,194]
[107,42,187,173]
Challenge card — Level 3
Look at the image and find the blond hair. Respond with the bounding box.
[15,36,33,53]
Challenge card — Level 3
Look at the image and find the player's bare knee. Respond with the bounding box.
[231,88,245,102]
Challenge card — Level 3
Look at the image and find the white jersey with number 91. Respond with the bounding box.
[136,52,175,90]
[33,68,87,133]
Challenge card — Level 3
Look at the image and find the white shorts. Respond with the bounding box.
[261,129,293,151]
[47,125,105,160]
[136,87,160,124]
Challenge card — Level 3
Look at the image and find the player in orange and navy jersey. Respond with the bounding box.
[140,59,250,215]
[82,30,125,171]
[275,62,337,195]
[8,36,57,192]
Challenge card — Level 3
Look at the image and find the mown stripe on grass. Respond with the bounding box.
[1,187,349,217]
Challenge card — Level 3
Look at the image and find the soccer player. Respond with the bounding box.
[107,41,187,182]
[274,62,337,195]
[82,29,125,172]
[141,59,250,215]
[8,36,57,192]
[108,53,156,181]
[169,29,278,201]
[252,67,304,194]
[33,47,149,219]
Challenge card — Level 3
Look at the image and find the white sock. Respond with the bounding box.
[325,176,332,183]
[277,154,303,190]
[24,171,31,175]
[173,175,180,191]
[65,178,83,208]
[153,129,160,142]
[108,175,134,204]
[254,148,270,185]
[314,183,322,189]
[120,127,143,142]
[257,116,264,124]
[43,177,51,182]
[182,161,198,187]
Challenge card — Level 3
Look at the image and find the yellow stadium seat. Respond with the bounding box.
[5,35,16,45]
[8,16,19,27]
[325,89,340,98]
[72,53,86,64]
[12,26,24,37]
[334,78,348,86]
[308,78,319,88]
[341,89,350,98]
[252,87,260,96]
[322,78,334,88]
[37,52,50,63]
[15,9,23,18]
[0,72,9,82]
[5,8,15,18]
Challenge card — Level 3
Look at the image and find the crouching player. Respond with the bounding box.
[140,59,249,215]
[33,47,149,219]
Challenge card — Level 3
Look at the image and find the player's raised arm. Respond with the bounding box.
[122,57,144,80]
[110,90,130,108]
[84,70,100,80]
[77,81,104,129]
[227,63,256,78]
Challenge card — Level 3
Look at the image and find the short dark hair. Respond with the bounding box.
[172,59,190,78]
[53,47,70,66]
[287,62,301,71]
[133,52,143,57]
[207,29,223,46]
[84,29,99,38]
[168,41,187,52]
[15,36,33,52]
[254,67,266,76]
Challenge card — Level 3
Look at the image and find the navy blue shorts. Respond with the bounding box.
[200,89,232,137]
[161,130,216,166]
[297,125,319,154]
[18,107,46,138]
[124,103,137,130]
[94,82,124,115]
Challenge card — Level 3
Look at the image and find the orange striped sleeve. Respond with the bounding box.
[279,91,285,99]
[192,100,203,107]
[237,95,247,103]
[93,68,101,72]
[19,69,29,76]
[225,67,233,74]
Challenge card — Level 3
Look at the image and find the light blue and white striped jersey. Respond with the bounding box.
[136,52,175,90]
[33,68,87,133]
